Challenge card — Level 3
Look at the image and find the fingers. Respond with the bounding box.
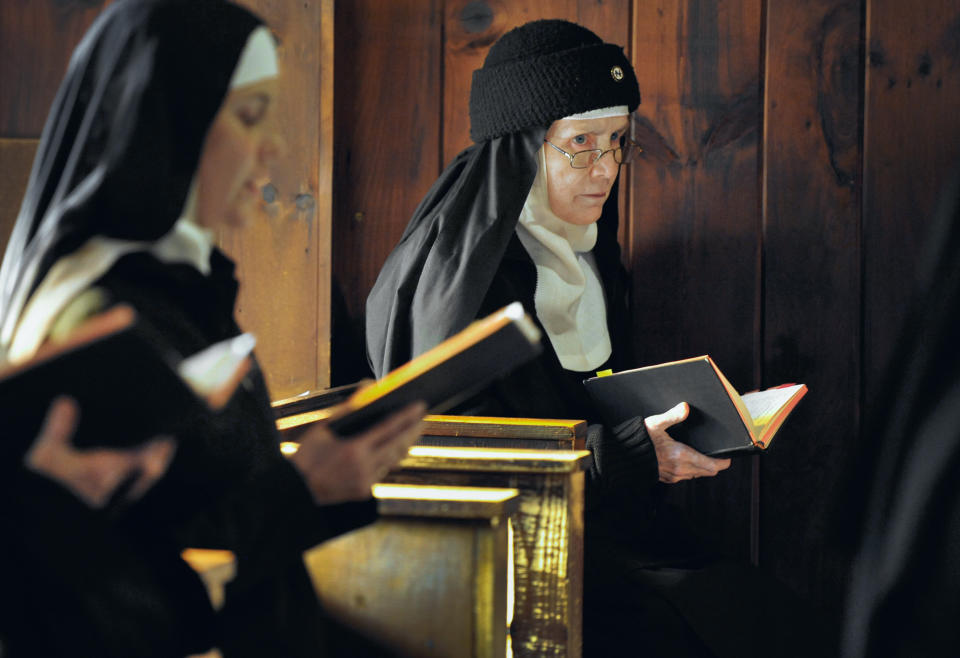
[645,402,733,483]
[352,401,428,449]
[645,401,689,431]
[28,396,80,460]
[290,402,427,505]
[125,437,177,502]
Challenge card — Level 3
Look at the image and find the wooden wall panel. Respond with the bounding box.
[0,139,36,254]
[332,0,444,325]
[222,0,333,398]
[761,0,862,624]
[628,0,763,561]
[0,1,110,137]
[862,0,960,404]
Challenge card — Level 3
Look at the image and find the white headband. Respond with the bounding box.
[562,105,629,120]
[229,26,278,88]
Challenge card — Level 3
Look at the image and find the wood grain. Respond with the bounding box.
[331,0,444,323]
[0,0,110,137]
[220,0,332,398]
[760,0,863,625]
[0,139,36,254]
[628,0,763,562]
[387,449,589,658]
[862,0,960,402]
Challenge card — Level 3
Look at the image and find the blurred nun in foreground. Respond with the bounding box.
[0,1,421,655]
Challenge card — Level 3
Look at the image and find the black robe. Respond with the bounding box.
[96,249,378,657]
[840,166,960,657]
[366,127,831,657]
[0,1,382,655]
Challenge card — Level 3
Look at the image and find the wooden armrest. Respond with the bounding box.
[421,415,587,450]
[384,446,589,658]
[306,484,519,658]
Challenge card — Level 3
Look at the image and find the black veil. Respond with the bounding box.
[0,0,260,337]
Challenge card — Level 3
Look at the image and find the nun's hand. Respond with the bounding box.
[645,402,731,483]
[25,397,177,508]
[288,401,426,505]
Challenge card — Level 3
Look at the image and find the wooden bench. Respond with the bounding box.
[305,483,519,658]
[276,406,592,657]
[184,483,519,658]
[387,446,591,658]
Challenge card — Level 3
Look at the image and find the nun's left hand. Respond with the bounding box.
[645,401,731,483]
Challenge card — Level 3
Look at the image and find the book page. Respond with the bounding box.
[742,385,805,428]
[178,333,256,397]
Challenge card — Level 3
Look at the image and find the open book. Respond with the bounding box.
[278,302,543,437]
[1,304,254,454]
[583,355,807,457]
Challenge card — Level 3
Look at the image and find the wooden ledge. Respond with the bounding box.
[398,446,592,473]
[277,410,587,441]
[372,483,519,520]
[422,415,586,440]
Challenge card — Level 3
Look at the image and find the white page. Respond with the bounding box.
[178,333,256,396]
[742,384,804,428]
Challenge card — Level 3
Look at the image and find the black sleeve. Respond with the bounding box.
[583,416,659,512]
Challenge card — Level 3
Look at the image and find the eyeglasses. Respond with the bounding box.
[543,138,642,169]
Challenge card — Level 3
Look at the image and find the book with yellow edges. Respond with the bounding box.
[321,302,542,437]
[583,355,807,457]
[0,304,253,453]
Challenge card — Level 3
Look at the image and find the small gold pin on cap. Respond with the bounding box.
[610,65,624,81]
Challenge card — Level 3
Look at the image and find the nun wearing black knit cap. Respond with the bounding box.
[367,19,828,658]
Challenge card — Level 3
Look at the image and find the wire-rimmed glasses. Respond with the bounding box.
[544,138,642,168]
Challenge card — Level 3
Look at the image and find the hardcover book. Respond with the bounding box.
[583,355,807,457]
[278,302,543,437]
[1,304,254,454]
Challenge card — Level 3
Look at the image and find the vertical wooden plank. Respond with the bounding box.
[0,0,110,137]
[332,0,443,326]
[628,0,763,561]
[0,1,110,249]
[761,0,862,624]
[217,0,328,399]
[0,139,37,252]
[862,0,960,404]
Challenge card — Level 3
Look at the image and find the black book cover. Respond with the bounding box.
[583,357,759,457]
[320,303,543,437]
[1,306,247,457]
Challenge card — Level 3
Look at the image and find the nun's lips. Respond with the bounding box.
[578,191,609,202]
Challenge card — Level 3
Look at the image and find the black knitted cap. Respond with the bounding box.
[469,19,641,142]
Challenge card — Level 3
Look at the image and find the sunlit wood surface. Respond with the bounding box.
[387,447,591,658]
[306,483,519,658]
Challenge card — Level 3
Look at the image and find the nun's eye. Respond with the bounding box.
[572,134,588,146]
[235,96,269,127]
[610,130,622,142]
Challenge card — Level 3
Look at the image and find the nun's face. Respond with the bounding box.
[543,116,629,226]
[195,79,281,229]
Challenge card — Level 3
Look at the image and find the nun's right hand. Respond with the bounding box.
[288,401,426,505]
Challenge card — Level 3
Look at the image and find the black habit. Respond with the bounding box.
[0,1,379,655]
[366,125,830,657]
